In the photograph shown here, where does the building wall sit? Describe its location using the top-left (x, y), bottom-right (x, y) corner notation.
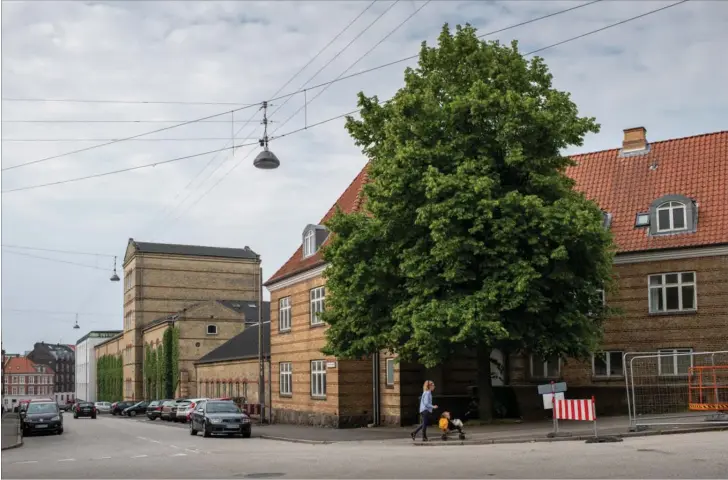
top-left (194, 359), bottom-right (268, 407)
top-left (122, 252), bottom-right (260, 400)
top-left (2, 367), bottom-right (55, 408)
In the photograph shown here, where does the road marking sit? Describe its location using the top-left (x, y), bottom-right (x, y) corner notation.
top-left (185, 448), bottom-right (200, 454)
top-left (95, 456), bottom-right (112, 460)
top-left (58, 459), bottom-right (76, 462)
top-left (14, 461), bottom-right (38, 465)
top-left (131, 454), bottom-right (148, 458)
top-left (136, 436), bottom-right (149, 441)
top-left (169, 444), bottom-right (181, 449)
top-left (149, 439), bottom-right (161, 443)
top-left (171, 453), bottom-right (187, 457)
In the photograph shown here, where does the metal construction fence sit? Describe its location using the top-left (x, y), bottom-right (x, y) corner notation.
top-left (625, 350), bottom-right (728, 430)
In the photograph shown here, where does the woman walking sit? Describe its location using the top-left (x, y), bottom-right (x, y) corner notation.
top-left (411, 380), bottom-right (437, 441)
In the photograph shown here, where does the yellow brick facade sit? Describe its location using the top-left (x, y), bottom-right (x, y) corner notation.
top-left (194, 359), bottom-right (269, 407)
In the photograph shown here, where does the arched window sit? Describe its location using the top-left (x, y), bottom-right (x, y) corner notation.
top-left (656, 201), bottom-right (687, 232)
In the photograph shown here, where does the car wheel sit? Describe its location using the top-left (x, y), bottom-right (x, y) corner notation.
top-left (242, 430), bottom-right (251, 439)
top-left (92, 415), bottom-right (97, 419)
top-left (73, 414), bottom-right (78, 419)
top-left (203, 427), bottom-right (211, 438)
top-left (129, 411), bottom-right (136, 417)
top-left (189, 425), bottom-right (197, 436)
top-left (58, 428), bottom-right (64, 435)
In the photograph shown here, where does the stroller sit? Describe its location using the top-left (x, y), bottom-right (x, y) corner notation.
top-left (438, 411), bottom-right (466, 441)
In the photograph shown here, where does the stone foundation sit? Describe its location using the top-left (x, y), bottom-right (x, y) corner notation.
top-left (272, 408), bottom-right (370, 429)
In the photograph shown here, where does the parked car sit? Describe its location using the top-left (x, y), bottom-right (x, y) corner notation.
top-left (111, 401), bottom-right (135, 415)
top-left (189, 400), bottom-right (251, 438)
top-left (178, 398), bottom-right (207, 423)
top-left (146, 400), bottom-right (170, 421)
top-left (94, 402), bottom-right (111, 414)
top-left (174, 401), bottom-right (191, 422)
top-left (22, 400), bottom-right (63, 436)
top-left (73, 401), bottom-right (97, 419)
top-left (160, 400), bottom-right (180, 421)
top-left (123, 401), bottom-right (149, 417)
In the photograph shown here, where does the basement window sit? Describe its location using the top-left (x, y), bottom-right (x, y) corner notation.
top-left (206, 325), bottom-right (218, 335)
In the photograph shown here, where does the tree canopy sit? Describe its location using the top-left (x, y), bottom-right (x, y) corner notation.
top-left (321, 24), bottom-right (615, 415)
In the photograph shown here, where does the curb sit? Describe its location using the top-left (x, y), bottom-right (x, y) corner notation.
top-left (1, 435), bottom-right (24, 451)
top-left (259, 435), bottom-right (331, 445)
top-left (412, 425), bottom-right (728, 446)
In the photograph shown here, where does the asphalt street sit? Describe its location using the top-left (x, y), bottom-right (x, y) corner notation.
top-left (2, 412), bottom-right (727, 479)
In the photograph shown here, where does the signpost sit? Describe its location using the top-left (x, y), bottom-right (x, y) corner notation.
top-left (538, 381), bottom-right (568, 435)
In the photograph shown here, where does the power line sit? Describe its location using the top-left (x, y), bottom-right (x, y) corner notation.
top-left (2, 138), bottom-right (258, 142)
top-left (1, 244), bottom-right (115, 257)
top-left (1, 97), bottom-right (254, 106)
top-left (144, 1), bottom-right (380, 239)
top-left (0, 1), bottom-right (684, 196)
top-left (1, 119), bottom-right (261, 124)
top-left (273, 0), bottom-right (431, 135)
top-left (1, 103), bottom-right (261, 172)
top-left (2, 248), bottom-right (111, 271)
top-left (1, 308), bottom-right (118, 317)
top-left (1, 141), bottom-right (258, 194)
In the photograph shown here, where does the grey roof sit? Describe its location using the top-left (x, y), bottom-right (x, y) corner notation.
top-left (129, 238), bottom-right (259, 260)
top-left (217, 300), bottom-right (270, 324)
top-left (196, 322), bottom-right (270, 365)
top-left (76, 330), bottom-right (123, 346)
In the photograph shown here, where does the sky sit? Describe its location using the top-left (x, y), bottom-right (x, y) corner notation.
top-left (0, 0), bottom-right (726, 354)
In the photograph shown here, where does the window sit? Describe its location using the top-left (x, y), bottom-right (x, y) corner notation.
top-left (310, 287), bottom-right (326, 325)
top-left (649, 272), bottom-right (697, 313)
top-left (602, 212), bottom-right (613, 229)
top-left (280, 362), bottom-right (292, 396)
top-left (279, 297), bottom-right (291, 332)
top-left (29, 386), bottom-right (35, 395)
top-left (18, 387), bottom-right (25, 395)
top-left (386, 358), bottom-right (395, 386)
top-left (596, 289), bottom-right (606, 305)
top-left (635, 212), bottom-right (650, 228)
top-left (310, 360), bottom-right (327, 398)
top-left (4, 376), bottom-right (7, 384)
top-left (206, 324), bottom-right (218, 335)
top-left (19, 376), bottom-right (25, 384)
top-left (28, 376), bottom-right (34, 384)
top-left (12, 387), bottom-right (17, 395)
top-left (125, 269), bottom-right (134, 291)
top-left (303, 229), bottom-right (316, 257)
top-left (530, 355), bottom-right (561, 378)
top-left (592, 351), bottom-right (624, 377)
top-left (658, 348), bottom-right (693, 376)
top-left (656, 201), bottom-right (687, 232)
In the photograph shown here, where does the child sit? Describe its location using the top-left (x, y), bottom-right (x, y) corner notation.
top-left (438, 411), bottom-right (464, 437)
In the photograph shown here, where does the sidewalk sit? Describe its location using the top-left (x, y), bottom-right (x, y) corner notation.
top-left (1, 413), bottom-right (23, 450)
top-left (254, 415), bottom-right (728, 445)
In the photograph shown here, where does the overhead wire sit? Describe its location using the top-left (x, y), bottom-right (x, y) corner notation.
top-left (2, 248), bottom-right (111, 271)
top-left (1, 97), bottom-right (255, 106)
top-left (2, 138), bottom-right (258, 142)
top-left (144, 0), bottom-right (383, 239)
top-left (1, 119), bottom-right (260, 124)
top-left (0, 1), bottom-right (686, 196)
top-left (1, 308), bottom-right (118, 317)
top-left (0, 244), bottom-right (116, 257)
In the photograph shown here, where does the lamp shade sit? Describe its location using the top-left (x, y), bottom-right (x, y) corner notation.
top-left (253, 149), bottom-right (280, 170)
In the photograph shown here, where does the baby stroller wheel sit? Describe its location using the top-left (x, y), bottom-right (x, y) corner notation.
top-left (458, 433), bottom-right (466, 440)
top-left (441, 434), bottom-right (448, 441)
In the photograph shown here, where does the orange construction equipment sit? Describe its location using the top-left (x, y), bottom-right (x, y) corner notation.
top-left (688, 365), bottom-right (728, 411)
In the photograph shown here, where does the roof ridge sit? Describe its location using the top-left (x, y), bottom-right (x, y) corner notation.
top-left (571, 129), bottom-right (728, 159)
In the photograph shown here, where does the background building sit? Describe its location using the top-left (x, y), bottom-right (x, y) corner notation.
top-left (27, 342), bottom-right (76, 404)
top-left (76, 331), bottom-right (122, 402)
top-left (2, 357), bottom-right (55, 410)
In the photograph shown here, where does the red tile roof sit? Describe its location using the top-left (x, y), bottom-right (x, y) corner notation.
top-left (266, 130), bottom-right (728, 285)
top-left (3, 356), bottom-right (54, 375)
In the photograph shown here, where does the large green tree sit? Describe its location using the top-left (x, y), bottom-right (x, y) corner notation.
top-left (321, 24), bottom-right (615, 420)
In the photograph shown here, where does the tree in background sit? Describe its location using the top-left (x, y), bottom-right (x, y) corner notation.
top-left (322, 24), bottom-right (615, 421)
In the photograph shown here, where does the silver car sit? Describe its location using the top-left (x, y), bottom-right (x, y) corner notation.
top-left (174, 401), bottom-right (191, 422)
top-left (94, 402), bottom-right (111, 414)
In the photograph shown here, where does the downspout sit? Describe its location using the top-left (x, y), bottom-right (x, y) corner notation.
top-left (372, 353), bottom-right (380, 426)
top-left (267, 356), bottom-right (272, 424)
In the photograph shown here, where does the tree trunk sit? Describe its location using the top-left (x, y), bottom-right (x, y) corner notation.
top-left (477, 345), bottom-right (494, 423)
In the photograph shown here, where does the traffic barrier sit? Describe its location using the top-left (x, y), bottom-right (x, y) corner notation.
top-left (688, 365), bottom-right (728, 412)
top-left (553, 396), bottom-right (598, 438)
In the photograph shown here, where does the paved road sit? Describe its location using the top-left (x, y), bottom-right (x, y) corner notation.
top-left (2, 412), bottom-right (727, 478)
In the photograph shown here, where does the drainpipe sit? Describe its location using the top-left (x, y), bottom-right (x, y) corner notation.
top-left (372, 353), bottom-right (380, 426)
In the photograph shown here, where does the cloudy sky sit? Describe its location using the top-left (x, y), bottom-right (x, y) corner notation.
top-left (1, 0), bottom-right (726, 353)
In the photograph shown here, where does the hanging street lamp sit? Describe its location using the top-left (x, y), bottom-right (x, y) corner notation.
top-left (253, 101), bottom-right (280, 170)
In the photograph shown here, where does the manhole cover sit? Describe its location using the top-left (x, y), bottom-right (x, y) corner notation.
top-left (240, 474), bottom-right (285, 479)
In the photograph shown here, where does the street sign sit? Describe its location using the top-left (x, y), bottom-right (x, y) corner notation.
top-left (542, 392), bottom-right (565, 410)
top-left (537, 382), bottom-right (567, 395)
top-left (326, 361), bottom-right (337, 369)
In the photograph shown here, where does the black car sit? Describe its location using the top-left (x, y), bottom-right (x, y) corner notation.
top-left (146, 400), bottom-right (169, 420)
top-left (111, 401), bottom-right (135, 415)
top-left (189, 400), bottom-right (251, 438)
top-left (73, 401), bottom-right (97, 419)
top-left (22, 401), bottom-right (63, 435)
top-left (123, 401), bottom-right (149, 417)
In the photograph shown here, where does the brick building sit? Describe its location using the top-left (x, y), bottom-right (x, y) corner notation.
top-left (27, 342), bottom-right (76, 404)
top-left (265, 127), bottom-right (728, 426)
top-left (94, 239), bottom-right (262, 401)
top-left (2, 357), bottom-right (55, 410)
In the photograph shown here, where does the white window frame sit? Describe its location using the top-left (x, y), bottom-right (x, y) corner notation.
top-left (206, 324), bottom-right (218, 335)
top-left (29, 386), bottom-right (35, 395)
top-left (648, 272), bottom-right (697, 313)
top-left (658, 348), bottom-right (693, 376)
top-left (529, 355), bottom-right (561, 379)
top-left (125, 269), bottom-right (134, 291)
top-left (303, 229), bottom-right (316, 258)
top-left (385, 358), bottom-right (395, 386)
top-left (310, 287), bottom-right (326, 326)
top-left (19, 376), bottom-right (25, 384)
top-left (310, 360), bottom-right (327, 398)
top-left (656, 201), bottom-right (687, 233)
top-left (279, 297), bottom-right (292, 332)
top-left (279, 362), bottom-right (292, 396)
top-left (11, 387), bottom-right (17, 395)
top-left (596, 289), bottom-right (606, 305)
top-left (592, 351), bottom-right (624, 378)
top-left (28, 376), bottom-right (34, 384)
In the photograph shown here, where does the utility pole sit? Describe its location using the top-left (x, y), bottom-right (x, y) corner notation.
top-left (257, 265), bottom-right (265, 425)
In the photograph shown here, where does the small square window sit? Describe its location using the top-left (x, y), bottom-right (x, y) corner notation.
top-left (635, 213), bottom-right (650, 227)
top-left (592, 351), bottom-right (624, 378)
top-left (206, 325), bottom-right (218, 335)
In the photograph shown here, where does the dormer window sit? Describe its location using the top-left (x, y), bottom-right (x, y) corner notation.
top-left (648, 194), bottom-right (697, 236)
top-left (302, 224), bottom-right (330, 259)
top-left (602, 212), bottom-right (613, 229)
top-left (303, 229), bottom-right (316, 257)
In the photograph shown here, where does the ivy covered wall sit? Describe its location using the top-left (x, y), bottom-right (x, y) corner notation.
top-left (143, 325), bottom-right (180, 399)
top-left (97, 354), bottom-right (123, 402)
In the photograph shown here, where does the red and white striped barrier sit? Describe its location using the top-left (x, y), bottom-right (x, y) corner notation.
top-left (554, 397), bottom-right (596, 421)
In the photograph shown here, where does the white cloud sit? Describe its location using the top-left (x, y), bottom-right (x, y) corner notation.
top-left (1, 0), bottom-right (725, 352)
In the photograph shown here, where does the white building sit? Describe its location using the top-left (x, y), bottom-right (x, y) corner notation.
top-left (75, 331), bottom-right (121, 402)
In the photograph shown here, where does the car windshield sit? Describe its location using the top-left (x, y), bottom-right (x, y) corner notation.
top-left (206, 402), bottom-right (241, 414)
top-left (27, 403), bottom-right (58, 414)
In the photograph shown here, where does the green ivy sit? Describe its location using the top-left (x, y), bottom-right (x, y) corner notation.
top-left (96, 354), bottom-right (122, 402)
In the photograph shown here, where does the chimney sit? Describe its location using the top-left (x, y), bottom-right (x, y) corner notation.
top-left (622, 127), bottom-right (648, 153)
